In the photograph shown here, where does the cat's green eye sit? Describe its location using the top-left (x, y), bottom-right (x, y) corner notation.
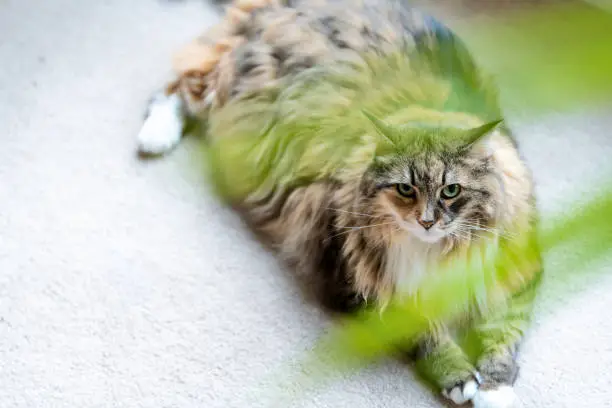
top-left (396, 183), bottom-right (415, 198)
top-left (441, 184), bottom-right (462, 199)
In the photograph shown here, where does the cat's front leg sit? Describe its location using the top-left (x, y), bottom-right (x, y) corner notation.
top-left (472, 346), bottom-right (521, 408)
top-left (471, 287), bottom-right (536, 408)
top-left (412, 330), bottom-right (480, 406)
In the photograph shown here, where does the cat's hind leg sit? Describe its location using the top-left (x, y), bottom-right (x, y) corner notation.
top-left (136, 91), bottom-right (187, 156)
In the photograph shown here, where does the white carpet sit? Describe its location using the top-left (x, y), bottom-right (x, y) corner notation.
top-left (1, 1), bottom-right (612, 407)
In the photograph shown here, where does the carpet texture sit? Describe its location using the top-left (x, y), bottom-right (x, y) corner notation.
top-left (1, 1), bottom-right (611, 407)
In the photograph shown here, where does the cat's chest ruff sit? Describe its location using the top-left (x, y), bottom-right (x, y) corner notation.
top-left (385, 234), bottom-right (445, 295)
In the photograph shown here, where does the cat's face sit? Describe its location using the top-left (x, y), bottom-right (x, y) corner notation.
top-left (363, 145), bottom-right (499, 244)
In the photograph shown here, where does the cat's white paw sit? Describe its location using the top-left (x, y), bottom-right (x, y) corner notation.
top-left (472, 386), bottom-right (521, 408)
top-left (137, 93), bottom-right (184, 155)
top-left (442, 379), bottom-right (479, 405)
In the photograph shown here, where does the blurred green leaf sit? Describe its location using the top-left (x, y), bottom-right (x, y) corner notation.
top-left (452, 1), bottom-right (612, 114)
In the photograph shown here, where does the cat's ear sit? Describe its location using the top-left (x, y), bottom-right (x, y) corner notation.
top-left (462, 119), bottom-right (504, 157)
top-left (362, 110), bottom-right (401, 147)
top-left (465, 119), bottom-right (504, 146)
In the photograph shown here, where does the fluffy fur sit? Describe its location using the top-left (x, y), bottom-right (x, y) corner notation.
top-left (137, 1), bottom-right (542, 407)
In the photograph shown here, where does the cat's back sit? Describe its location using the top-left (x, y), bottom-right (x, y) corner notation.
top-left (206, 0), bottom-right (457, 107)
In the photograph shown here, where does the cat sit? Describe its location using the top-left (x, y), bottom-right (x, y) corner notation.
top-left (136, 1), bottom-right (542, 407)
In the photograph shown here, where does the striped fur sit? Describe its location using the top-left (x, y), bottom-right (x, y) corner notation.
top-left (147, 0), bottom-right (543, 405)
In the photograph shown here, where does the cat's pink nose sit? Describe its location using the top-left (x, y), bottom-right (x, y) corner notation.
top-left (418, 219), bottom-right (435, 230)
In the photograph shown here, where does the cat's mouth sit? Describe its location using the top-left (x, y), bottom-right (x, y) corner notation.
top-left (399, 221), bottom-right (447, 244)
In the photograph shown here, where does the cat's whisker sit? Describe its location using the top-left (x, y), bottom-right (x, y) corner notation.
top-left (337, 221), bottom-right (398, 231)
top-left (327, 221), bottom-right (398, 241)
top-left (454, 222), bottom-right (516, 240)
top-left (456, 221), bottom-right (507, 233)
top-left (458, 225), bottom-right (501, 234)
top-left (326, 208), bottom-right (378, 218)
top-left (450, 226), bottom-right (495, 242)
top-left (449, 230), bottom-right (473, 241)
top-left (453, 227), bottom-right (477, 236)
top-left (471, 229), bottom-right (515, 240)
top-left (456, 222), bottom-right (495, 232)
top-left (453, 227), bottom-right (499, 242)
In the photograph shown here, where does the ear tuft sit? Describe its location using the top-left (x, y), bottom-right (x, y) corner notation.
top-left (362, 110), bottom-right (401, 147)
top-left (465, 119), bottom-right (504, 145)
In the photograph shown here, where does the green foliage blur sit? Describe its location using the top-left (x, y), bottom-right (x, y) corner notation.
top-left (453, 0), bottom-right (612, 114)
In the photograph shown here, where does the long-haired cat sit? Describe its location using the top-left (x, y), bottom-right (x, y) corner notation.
top-left (136, 1), bottom-right (542, 407)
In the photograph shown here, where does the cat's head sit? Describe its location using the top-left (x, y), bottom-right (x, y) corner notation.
top-left (359, 113), bottom-right (505, 244)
